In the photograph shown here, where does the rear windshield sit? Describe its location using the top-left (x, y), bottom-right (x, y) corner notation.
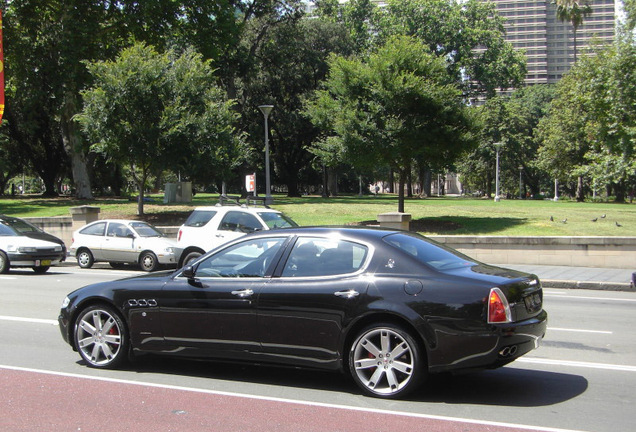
top-left (383, 232), bottom-right (476, 271)
top-left (257, 212), bottom-right (298, 229)
top-left (184, 210), bottom-right (217, 227)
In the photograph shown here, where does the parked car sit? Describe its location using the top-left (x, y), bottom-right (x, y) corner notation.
top-left (176, 198), bottom-right (297, 267)
top-left (69, 219), bottom-right (180, 272)
top-left (59, 226), bottom-right (547, 399)
top-left (0, 216), bottom-right (66, 273)
top-left (0, 214), bottom-right (67, 257)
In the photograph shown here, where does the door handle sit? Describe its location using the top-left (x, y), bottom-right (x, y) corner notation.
top-left (334, 289), bottom-right (359, 299)
top-left (231, 289), bottom-right (254, 298)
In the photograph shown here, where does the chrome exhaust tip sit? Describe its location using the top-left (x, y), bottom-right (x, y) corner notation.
top-left (499, 345), bottom-right (518, 357)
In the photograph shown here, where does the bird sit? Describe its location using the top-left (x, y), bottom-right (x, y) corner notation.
top-left (561, 218), bottom-right (567, 224)
top-left (549, 216), bottom-right (554, 222)
top-left (601, 214), bottom-right (606, 218)
top-left (591, 218), bottom-right (598, 222)
top-left (616, 221), bottom-right (622, 227)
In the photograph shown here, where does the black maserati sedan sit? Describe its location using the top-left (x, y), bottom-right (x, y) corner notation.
top-left (59, 227), bottom-right (547, 399)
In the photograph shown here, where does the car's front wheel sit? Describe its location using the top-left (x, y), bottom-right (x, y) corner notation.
top-left (349, 323), bottom-right (425, 399)
top-left (32, 266), bottom-right (50, 274)
top-left (139, 251), bottom-right (158, 272)
top-left (74, 305), bottom-right (128, 368)
top-left (76, 249), bottom-right (94, 269)
top-left (0, 251), bottom-right (9, 273)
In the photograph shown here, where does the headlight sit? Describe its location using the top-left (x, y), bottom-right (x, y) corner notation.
top-left (164, 247), bottom-right (175, 254)
top-left (18, 247), bottom-right (37, 253)
top-left (54, 246), bottom-right (62, 252)
top-left (61, 296), bottom-right (70, 309)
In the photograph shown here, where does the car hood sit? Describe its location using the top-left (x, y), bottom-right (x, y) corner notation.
top-left (0, 235), bottom-right (63, 249)
top-left (23, 231), bottom-right (65, 248)
top-left (135, 236), bottom-right (178, 249)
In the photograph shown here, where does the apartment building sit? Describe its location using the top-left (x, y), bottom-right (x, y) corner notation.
top-left (489, 0), bottom-right (616, 84)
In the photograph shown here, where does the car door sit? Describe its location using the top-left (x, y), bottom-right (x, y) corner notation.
top-left (159, 236), bottom-right (288, 359)
top-left (77, 221), bottom-right (108, 261)
top-left (256, 236), bottom-right (371, 369)
top-left (102, 222), bottom-right (137, 262)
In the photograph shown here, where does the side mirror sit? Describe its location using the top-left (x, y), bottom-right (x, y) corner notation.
top-left (182, 265), bottom-right (195, 279)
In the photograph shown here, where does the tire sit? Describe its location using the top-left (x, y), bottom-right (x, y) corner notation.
top-left (181, 250), bottom-right (202, 267)
top-left (32, 266), bottom-right (50, 274)
top-left (77, 249), bottom-right (94, 269)
top-left (73, 304), bottom-right (128, 369)
top-left (0, 251), bottom-right (9, 274)
top-left (349, 323), bottom-right (425, 399)
top-left (139, 251), bottom-right (158, 272)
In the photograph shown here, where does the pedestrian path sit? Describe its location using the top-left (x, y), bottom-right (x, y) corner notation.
top-left (499, 264), bottom-right (634, 291)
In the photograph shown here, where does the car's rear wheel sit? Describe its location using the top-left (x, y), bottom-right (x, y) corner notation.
top-left (32, 266), bottom-right (50, 274)
top-left (77, 249), bottom-right (94, 269)
top-left (74, 305), bottom-right (128, 368)
top-left (139, 251), bottom-right (158, 272)
top-left (349, 323), bottom-right (425, 399)
top-left (181, 250), bottom-right (202, 267)
top-left (0, 251), bottom-right (9, 273)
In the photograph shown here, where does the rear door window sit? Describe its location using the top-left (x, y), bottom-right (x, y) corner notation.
top-left (80, 222), bottom-right (107, 236)
top-left (184, 210), bottom-right (217, 227)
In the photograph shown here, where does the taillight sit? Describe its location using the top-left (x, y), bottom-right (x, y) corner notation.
top-left (177, 229), bottom-right (182, 242)
top-left (487, 287), bottom-right (512, 324)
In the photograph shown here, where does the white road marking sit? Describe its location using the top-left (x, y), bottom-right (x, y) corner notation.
top-left (518, 358), bottom-right (636, 372)
top-left (0, 315), bottom-right (58, 325)
top-left (0, 364), bottom-right (586, 432)
top-left (545, 294), bottom-right (636, 303)
top-left (548, 327), bottom-right (612, 335)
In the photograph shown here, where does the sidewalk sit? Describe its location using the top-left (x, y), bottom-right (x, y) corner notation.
top-left (499, 264), bottom-right (635, 291)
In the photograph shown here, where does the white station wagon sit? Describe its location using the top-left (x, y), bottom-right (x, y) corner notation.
top-left (70, 219), bottom-right (180, 272)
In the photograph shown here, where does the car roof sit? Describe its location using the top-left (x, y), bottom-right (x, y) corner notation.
top-left (192, 206), bottom-right (281, 213)
top-left (248, 225), bottom-right (403, 241)
top-left (86, 219), bottom-right (150, 225)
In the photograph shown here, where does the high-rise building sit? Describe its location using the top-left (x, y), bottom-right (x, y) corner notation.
top-left (488, 0), bottom-right (616, 85)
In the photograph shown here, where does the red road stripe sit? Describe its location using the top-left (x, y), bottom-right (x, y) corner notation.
top-left (0, 369), bottom-right (564, 432)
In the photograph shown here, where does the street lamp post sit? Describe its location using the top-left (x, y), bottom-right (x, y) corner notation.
top-left (258, 105), bottom-right (274, 205)
top-left (494, 142), bottom-right (503, 202)
top-left (518, 165), bottom-right (523, 199)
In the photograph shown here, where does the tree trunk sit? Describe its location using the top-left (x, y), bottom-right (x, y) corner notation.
top-left (397, 169), bottom-right (406, 213)
top-left (61, 92), bottom-right (93, 199)
top-left (576, 175), bottom-right (585, 202)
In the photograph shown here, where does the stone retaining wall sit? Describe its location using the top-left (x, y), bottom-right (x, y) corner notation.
top-left (429, 235), bottom-right (636, 269)
top-left (23, 216), bottom-right (635, 269)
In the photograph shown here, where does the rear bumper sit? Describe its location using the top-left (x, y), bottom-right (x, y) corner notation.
top-left (429, 310), bottom-right (548, 374)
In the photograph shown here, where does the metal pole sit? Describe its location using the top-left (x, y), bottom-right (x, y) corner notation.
top-left (494, 146), bottom-right (501, 202)
top-left (258, 105), bottom-right (274, 205)
top-left (519, 166), bottom-right (523, 199)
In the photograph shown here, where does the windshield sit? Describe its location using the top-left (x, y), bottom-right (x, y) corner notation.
top-left (257, 212), bottom-right (298, 229)
top-left (130, 222), bottom-right (164, 237)
top-left (0, 222), bottom-right (19, 236)
top-left (3, 217), bottom-right (41, 234)
top-left (384, 232), bottom-right (476, 271)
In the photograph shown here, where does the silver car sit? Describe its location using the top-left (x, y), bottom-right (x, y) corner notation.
top-left (70, 219), bottom-right (180, 271)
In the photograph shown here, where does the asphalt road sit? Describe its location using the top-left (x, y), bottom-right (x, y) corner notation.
top-left (1, 265), bottom-right (635, 432)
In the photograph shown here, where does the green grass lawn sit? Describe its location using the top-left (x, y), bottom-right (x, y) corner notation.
top-left (1, 193), bottom-right (634, 236)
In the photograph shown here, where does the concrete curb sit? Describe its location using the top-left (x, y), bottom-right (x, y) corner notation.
top-left (542, 279), bottom-right (634, 292)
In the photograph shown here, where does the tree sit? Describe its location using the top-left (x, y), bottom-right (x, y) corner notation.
top-left (240, 17), bottom-right (355, 197)
top-left (78, 44), bottom-right (243, 215)
top-left (4, 0), bottom-right (182, 198)
top-left (373, 0), bottom-right (526, 101)
top-left (306, 36), bottom-right (476, 212)
top-left (554, 0), bottom-right (593, 62)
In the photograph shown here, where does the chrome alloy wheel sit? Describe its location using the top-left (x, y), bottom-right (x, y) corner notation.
top-left (351, 326), bottom-right (419, 397)
top-left (75, 307), bottom-right (125, 367)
